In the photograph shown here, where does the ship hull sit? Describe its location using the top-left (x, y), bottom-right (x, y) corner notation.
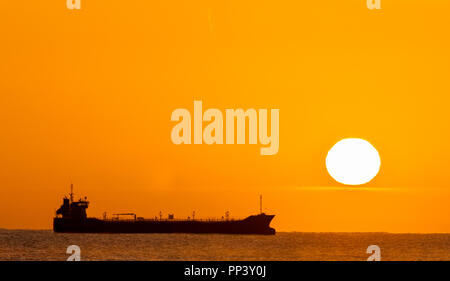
top-left (53, 214), bottom-right (275, 235)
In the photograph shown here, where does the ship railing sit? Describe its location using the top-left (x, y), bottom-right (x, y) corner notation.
top-left (97, 217), bottom-right (245, 222)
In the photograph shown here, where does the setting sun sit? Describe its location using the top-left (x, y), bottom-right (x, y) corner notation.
top-left (326, 138), bottom-right (381, 186)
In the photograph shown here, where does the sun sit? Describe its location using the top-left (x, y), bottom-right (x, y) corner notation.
top-left (326, 138), bottom-right (381, 185)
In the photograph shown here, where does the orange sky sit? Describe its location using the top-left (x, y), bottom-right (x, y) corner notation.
top-left (1, 0), bottom-right (450, 232)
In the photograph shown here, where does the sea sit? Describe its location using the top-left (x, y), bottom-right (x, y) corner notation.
top-left (1, 229), bottom-right (450, 261)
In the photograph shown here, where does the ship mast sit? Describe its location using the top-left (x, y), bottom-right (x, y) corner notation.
top-left (70, 183), bottom-right (74, 203)
top-left (260, 194), bottom-right (262, 214)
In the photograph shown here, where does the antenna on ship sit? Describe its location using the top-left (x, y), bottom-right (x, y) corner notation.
top-left (70, 183), bottom-right (74, 203)
top-left (260, 194), bottom-right (263, 214)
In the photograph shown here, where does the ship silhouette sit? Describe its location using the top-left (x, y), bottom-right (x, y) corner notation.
top-left (53, 185), bottom-right (276, 235)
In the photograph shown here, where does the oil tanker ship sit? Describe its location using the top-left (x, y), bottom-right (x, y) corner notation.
top-left (53, 185), bottom-right (276, 235)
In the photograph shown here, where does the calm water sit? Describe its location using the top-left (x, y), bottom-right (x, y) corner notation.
top-left (1, 229), bottom-right (450, 261)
